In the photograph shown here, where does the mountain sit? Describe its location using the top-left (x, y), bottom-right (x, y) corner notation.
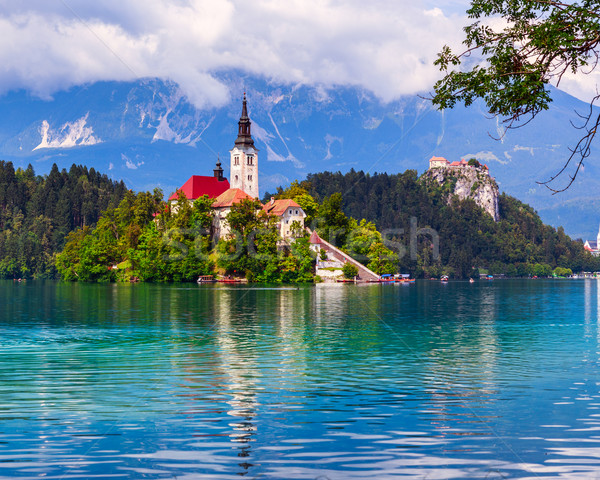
top-left (0, 74), bottom-right (598, 239)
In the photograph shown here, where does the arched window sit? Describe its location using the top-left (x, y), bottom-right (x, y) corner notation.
top-left (247, 155), bottom-right (253, 165)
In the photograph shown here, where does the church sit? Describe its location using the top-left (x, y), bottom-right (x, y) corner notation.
top-left (584, 225), bottom-right (600, 256)
top-left (169, 94), bottom-right (306, 240)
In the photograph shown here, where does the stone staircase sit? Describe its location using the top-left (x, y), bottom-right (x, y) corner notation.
top-left (308, 230), bottom-right (380, 282)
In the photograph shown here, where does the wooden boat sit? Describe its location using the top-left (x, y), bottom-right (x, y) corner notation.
top-left (217, 277), bottom-right (243, 284)
top-left (197, 275), bottom-right (216, 283)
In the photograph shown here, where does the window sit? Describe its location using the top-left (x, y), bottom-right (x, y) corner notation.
top-left (248, 175), bottom-right (252, 181)
top-left (295, 210), bottom-right (299, 215)
top-left (234, 175), bottom-right (238, 182)
top-left (234, 156), bottom-right (239, 165)
top-left (289, 209), bottom-right (292, 214)
top-left (247, 156), bottom-right (253, 165)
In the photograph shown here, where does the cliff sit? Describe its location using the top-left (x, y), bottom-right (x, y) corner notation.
top-left (423, 164), bottom-right (500, 221)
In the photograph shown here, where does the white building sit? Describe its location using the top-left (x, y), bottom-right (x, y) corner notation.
top-left (429, 156), bottom-right (449, 168)
top-left (263, 198), bottom-right (307, 239)
top-left (229, 93), bottom-right (259, 199)
top-left (212, 188), bottom-right (256, 240)
top-left (584, 225), bottom-right (600, 256)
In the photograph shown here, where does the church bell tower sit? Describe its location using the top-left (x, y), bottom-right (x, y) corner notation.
top-left (230, 93), bottom-right (259, 198)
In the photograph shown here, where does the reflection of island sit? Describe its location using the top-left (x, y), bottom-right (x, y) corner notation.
top-left (583, 279), bottom-right (600, 356)
top-left (214, 288), bottom-right (259, 471)
top-left (313, 283), bottom-right (350, 325)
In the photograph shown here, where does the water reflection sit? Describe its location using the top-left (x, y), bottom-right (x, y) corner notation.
top-left (214, 288), bottom-right (259, 469)
top-left (2, 280), bottom-right (600, 478)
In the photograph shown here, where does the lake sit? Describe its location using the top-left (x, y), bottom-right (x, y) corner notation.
top-left (1, 279), bottom-right (599, 479)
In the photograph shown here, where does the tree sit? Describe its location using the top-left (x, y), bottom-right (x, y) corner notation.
top-left (316, 192), bottom-right (350, 246)
top-left (432, 0), bottom-right (600, 192)
top-left (342, 262), bottom-right (359, 279)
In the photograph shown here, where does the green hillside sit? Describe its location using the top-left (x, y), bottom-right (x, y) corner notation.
top-left (268, 169), bottom-right (599, 278)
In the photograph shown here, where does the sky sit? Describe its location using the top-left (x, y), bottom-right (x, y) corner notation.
top-left (0, 0), bottom-right (598, 108)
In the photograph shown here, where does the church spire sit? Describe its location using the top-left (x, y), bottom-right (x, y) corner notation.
top-left (213, 156), bottom-right (224, 181)
top-left (234, 93), bottom-right (255, 148)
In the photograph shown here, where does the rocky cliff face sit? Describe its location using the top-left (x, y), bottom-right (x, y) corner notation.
top-left (424, 166), bottom-right (500, 221)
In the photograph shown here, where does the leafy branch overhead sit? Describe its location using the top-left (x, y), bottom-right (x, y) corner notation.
top-left (432, 0), bottom-right (600, 192)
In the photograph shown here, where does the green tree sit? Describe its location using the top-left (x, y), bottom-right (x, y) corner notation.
top-left (316, 192), bottom-right (350, 246)
top-left (342, 262), bottom-right (359, 279)
top-left (432, 0), bottom-right (600, 191)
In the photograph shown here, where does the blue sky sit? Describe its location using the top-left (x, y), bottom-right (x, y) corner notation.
top-left (0, 0), bottom-right (597, 107)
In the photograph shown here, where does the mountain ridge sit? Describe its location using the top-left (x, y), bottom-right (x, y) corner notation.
top-left (0, 74), bottom-right (598, 239)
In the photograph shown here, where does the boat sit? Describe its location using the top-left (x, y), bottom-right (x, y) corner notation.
top-left (469, 278), bottom-right (475, 283)
top-left (218, 277), bottom-right (243, 284)
top-left (441, 275), bottom-right (449, 282)
top-left (379, 274), bottom-right (395, 283)
top-left (197, 275), bottom-right (216, 283)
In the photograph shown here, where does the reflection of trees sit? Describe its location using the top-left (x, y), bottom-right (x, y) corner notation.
top-left (422, 285), bottom-right (499, 434)
top-left (583, 279), bottom-right (600, 362)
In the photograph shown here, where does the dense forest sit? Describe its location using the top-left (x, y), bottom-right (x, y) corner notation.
top-left (267, 169), bottom-right (600, 278)
top-left (0, 161), bottom-right (127, 279)
top-left (56, 192), bottom-right (317, 283)
top-left (4, 160), bottom-right (595, 282)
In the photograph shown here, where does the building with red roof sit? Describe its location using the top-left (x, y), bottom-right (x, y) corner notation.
top-left (263, 198), bottom-right (307, 239)
top-left (212, 188), bottom-right (257, 239)
top-left (429, 156), bottom-right (449, 168)
top-left (428, 156), bottom-right (490, 176)
top-left (584, 225), bottom-right (600, 257)
top-left (212, 188), bottom-right (254, 208)
top-left (168, 160), bottom-right (229, 203)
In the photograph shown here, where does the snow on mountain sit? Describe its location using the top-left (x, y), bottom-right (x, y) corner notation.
top-left (33, 114), bottom-right (101, 150)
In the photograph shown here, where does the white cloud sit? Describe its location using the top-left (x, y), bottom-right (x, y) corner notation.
top-left (5, 1), bottom-right (596, 108)
top-left (0, 1), bottom-right (469, 108)
top-left (462, 151), bottom-right (510, 165)
top-left (122, 153), bottom-right (144, 169)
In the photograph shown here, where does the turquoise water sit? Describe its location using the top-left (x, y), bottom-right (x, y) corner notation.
top-left (1, 279), bottom-right (600, 479)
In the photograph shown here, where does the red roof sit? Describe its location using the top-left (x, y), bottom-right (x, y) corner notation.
top-left (309, 230), bottom-right (323, 245)
top-left (168, 175), bottom-right (230, 201)
top-left (263, 198), bottom-right (302, 217)
top-left (212, 188), bottom-right (254, 208)
top-left (449, 161), bottom-right (461, 166)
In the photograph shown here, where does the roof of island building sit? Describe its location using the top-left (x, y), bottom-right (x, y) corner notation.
top-left (309, 230), bottom-right (324, 245)
top-left (168, 159), bottom-right (229, 201)
top-left (212, 188), bottom-right (254, 208)
top-left (263, 198), bottom-right (303, 217)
